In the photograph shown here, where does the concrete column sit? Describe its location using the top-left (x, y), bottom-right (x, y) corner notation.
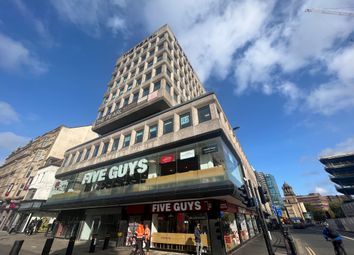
top-left (173, 113), bottom-right (179, 132)
top-left (131, 130), bottom-right (137, 145)
top-left (157, 119), bottom-right (163, 137)
top-left (118, 134), bottom-right (124, 150)
top-left (209, 103), bottom-right (219, 120)
top-left (191, 107), bottom-right (198, 126)
top-left (142, 125), bottom-right (149, 142)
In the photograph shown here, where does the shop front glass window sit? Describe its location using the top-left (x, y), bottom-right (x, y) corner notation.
top-left (246, 214), bottom-right (255, 238)
top-left (237, 213), bottom-right (249, 242)
top-left (221, 212), bottom-right (241, 252)
top-left (222, 144), bottom-right (243, 187)
top-left (47, 137), bottom-right (241, 203)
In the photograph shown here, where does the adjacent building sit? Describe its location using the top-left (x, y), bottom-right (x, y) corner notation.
top-left (256, 172), bottom-right (283, 209)
top-left (44, 25), bottom-right (261, 254)
top-left (0, 125), bottom-right (97, 231)
top-left (282, 183), bottom-right (306, 221)
top-left (297, 193), bottom-right (330, 211)
top-left (320, 152), bottom-right (354, 217)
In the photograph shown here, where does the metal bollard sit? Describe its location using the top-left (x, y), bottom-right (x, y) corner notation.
top-left (65, 236), bottom-right (76, 255)
top-left (9, 240), bottom-right (24, 255)
top-left (103, 234), bottom-right (110, 250)
top-left (287, 235), bottom-right (297, 255)
top-left (89, 234), bottom-right (97, 253)
top-left (41, 238), bottom-right (54, 255)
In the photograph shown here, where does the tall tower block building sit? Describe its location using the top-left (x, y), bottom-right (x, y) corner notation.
top-left (45, 25), bottom-right (262, 254)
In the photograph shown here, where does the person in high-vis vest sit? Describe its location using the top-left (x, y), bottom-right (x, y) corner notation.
top-left (134, 223), bottom-right (145, 255)
top-left (144, 224), bottom-right (151, 252)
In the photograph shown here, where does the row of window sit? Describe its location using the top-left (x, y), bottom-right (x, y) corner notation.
top-left (99, 78), bottom-right (180, 119)
top-left (66, 105), bottom-right (212, 167)
top-left (109, 51), bottom-right (202, 103)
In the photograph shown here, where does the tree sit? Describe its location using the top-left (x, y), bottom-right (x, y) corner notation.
top-left (304, 203), bottom-right (328, 222)
top-left (329, 201), bottom-right (345, 218)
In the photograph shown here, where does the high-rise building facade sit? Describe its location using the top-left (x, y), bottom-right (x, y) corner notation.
top-left (0, 125), bottom-right (97, 231)
top-left (256, 172), bottom-right (283, 209)
top-left (45, 25), bottom-right (261, 254)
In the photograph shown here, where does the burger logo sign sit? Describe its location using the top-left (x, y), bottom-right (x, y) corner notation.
top-left (81, 158), bottom-right (149, 185)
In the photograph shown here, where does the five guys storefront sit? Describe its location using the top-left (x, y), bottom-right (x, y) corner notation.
top-left (44, 134), bottom-right (260, 254)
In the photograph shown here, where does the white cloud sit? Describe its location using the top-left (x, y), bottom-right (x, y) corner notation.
top-left (0, 101), bottom-right (20, 124)
top-left (142, 0), bottom-right (276, 83)
top-left (0, 33), bottom-right (47, 74)
top-left (51, 0), bottom-right (126, 37)
top-left (321, 136), bottom-right (354, 156)
top-left (0, 132), bottom-right (29, 150)
top-left (107, 16), bottom-right (126, 35)
top-left (314, 186), bottom-right (328, 195)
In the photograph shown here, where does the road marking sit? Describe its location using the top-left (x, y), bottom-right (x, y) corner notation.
top-left (305, 246), bottom-right (316, 255)
top-left (342, 235), bottom-right (354, 241)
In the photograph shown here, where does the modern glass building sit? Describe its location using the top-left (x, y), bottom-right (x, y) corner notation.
top-left (264, 173), bottom-right (283, 208)
top-left (44, 25), bottom-right (261, 254)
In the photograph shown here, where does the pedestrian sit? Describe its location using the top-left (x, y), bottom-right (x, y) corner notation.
top-left (194, 223), bottom-right (202, 255)
top-left (322, 222), bottom-right (347, 255)
top-left (144, 224), bottom-right (151, 253)
top-left (134, 222), bottom-right (145, 255)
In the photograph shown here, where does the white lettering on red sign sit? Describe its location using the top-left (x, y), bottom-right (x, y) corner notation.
top-left (152, 201), bottom-right (202, 213)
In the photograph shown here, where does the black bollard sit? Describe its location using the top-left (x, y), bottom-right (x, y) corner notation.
top-left (65, 236), bottom-right (75, 255)
top-left (89, 234), bottom-right (97, 253)
top-left (102, 234), bottom-right (110, 250)
top-left (9, 240), bottom-right (24, 255)
top-left (41, 238), bottom-right (54, 255)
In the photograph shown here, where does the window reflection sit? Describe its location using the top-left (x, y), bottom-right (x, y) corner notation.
top-left (48, 137), bottom-right (244, 201)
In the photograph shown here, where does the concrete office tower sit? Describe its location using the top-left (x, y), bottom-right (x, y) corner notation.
top-left (93, 25), bottom-right (205, 134)
top-left (0, 125), bottom-right (98, 231)
top-left (320, 152), bottom-right (354, 217)
top-left (45, 25), bottom-right (262, 254)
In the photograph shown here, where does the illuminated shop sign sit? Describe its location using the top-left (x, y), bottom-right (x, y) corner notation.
top-left (180, 149), bottom-right (195, 160)
top-left (151, 200), bottom-right (210, 213)
top-left (81, 158), bottom-right (148, 184)
top-left (159, 154), bottom-right (175, 164)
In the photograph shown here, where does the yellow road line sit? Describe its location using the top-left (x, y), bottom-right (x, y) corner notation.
top-left (305, 246), bottom-right (316, 255)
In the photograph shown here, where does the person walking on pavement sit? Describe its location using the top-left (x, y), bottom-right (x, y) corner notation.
top-left (144, 224), bottom-right (151, 253)
top-left (134, 223), bottom-right (145, 255)
top-left (194, 223), bottom-right (202, 255)
top-left (323, 222), bottom-right (347, 255)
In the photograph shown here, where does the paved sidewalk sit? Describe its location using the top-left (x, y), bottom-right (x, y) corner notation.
top-left (0, 231), bottom-right (185, 255)
top-left (232, 231), bottom-right (288, 255)
top-left (0, 231), bottom-right (288, 255)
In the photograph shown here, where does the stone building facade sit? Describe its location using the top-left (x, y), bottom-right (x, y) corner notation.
top-left (0, 125), bottom-right (97, 231)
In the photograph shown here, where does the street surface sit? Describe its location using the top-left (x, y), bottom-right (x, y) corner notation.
top-left (291, 226), bottom-right (354, 255)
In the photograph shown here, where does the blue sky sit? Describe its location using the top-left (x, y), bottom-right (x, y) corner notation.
top-left (1, 0), bottom-right (354, 196)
